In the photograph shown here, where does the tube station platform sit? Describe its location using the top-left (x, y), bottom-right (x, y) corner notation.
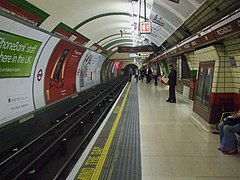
top-left (67, 81), bottom-right (240, 180)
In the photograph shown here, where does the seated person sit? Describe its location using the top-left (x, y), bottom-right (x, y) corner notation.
top-left (219, 109), bottom-right (240, 155)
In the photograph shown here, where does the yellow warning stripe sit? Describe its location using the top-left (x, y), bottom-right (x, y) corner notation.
top-left (90, 83), bottom-right (131, 179)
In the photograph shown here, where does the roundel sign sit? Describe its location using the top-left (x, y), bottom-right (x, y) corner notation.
top-left (37, 69), bottom-right (43, 81)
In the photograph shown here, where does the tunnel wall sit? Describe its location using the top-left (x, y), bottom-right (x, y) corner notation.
top-left (0, 13), bottom-right (115, 128)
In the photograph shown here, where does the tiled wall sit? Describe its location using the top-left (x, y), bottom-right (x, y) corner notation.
top-left (183, 86), bottom-right (190, 98)
top-left (185, 39), bottom-right (240, 95)
top-left (185, 46), bottom-right (218, 77)
top-left (221, 35), bottom-right (240, 94)
top-left (183, 37), bottom-right (240, 123)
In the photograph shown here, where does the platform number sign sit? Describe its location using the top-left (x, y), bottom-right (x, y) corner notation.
top-left (140, 21), bottom-right (151, 34)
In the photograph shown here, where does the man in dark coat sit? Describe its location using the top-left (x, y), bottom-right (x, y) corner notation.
top-left (166, 64), bottom-right (177, 103)
top-left (145, 65), bottom-right (152, 84)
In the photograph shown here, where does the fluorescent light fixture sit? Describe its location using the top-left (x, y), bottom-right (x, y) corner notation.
top-left (128, 0), bottom-right (138, 4)
top-left (168, 0), bottom-right (180, 3)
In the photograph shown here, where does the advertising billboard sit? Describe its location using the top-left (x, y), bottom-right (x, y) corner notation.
top-left (44, 39), bottom-right (86, 104)
top-left (0, 15), bottom-right (50, 126)
top-left (0, 30), bottom-right (42, 78)
top-left (76, 50), bottom-right (105, 92)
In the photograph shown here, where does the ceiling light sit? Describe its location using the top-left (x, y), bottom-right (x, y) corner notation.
top-left (168, 0), bottom-right (180, 3)
top-left (128, 0), bottom-right (138, 4)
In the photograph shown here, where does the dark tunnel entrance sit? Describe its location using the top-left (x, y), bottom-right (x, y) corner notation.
top-left (123, 64), bottom-right (138, 76)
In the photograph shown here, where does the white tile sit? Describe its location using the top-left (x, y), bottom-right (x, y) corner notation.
top-left (137, 83), bottom-right (240, 179)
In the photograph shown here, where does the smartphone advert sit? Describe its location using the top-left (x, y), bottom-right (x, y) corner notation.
top-left (44, 39), bottom-right (86, 104)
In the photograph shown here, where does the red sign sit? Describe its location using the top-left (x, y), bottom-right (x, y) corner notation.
top-left (44, 39), bottom-right (86, 104)
top-left (0, 0), bottom-right (49, 26)
top-left (52, 23), bottom-right (90, 46)
top-left (140, 21), bottom-right (151, 34)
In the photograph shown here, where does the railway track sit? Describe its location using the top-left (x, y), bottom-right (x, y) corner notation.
top-left (0, 78), bottom-right (128, 180)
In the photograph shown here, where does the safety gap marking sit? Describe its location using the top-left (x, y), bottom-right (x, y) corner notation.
top-left (67, 83), bottom-right (129, 180)
top-left (81, 83), bottom-right (131, 180)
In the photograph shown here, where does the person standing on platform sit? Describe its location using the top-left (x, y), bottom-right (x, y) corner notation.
top-left (128, 67), bottom-right (133, 83)
top-left (140, 66), bottom-right (145, 82)
top-left (153, 68), bottom-right (158, 86)
top-left (145, 65), bottom-right (152, 84)
top-left (135, 68), bottom-right (139, 83)
top-left (166, 64), bottom-right (176, 103)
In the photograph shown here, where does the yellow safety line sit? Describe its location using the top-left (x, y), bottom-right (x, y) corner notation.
top-left (90, 83), bottom-right (131, 180)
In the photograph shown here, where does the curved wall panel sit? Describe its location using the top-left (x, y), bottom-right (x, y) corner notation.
top-left (76, 49), bottom-right (105, 92)
top-left (0, 14), bottom-right (109, 127)
top-left (0, 15), bottom-right (50, 126)
top-left (43, 39), bottom-right (86, 105)
top-left (33, 36), bottom-right (60, 109)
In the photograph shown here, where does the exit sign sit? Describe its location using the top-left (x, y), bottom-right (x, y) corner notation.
top-left (140, 21), bottom-right (151, 34)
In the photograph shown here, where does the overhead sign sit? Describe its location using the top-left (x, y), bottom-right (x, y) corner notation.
top-left (140, 21), bottom-right (152, 34)
top-left (118, 45), bottom-right (154, 53)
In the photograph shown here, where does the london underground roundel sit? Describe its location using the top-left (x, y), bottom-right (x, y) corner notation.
top-left (37, 69), bottom-right (43, 81)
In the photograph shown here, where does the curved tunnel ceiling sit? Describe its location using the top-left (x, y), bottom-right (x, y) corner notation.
top-left (27, 0), bottom-right (207, 61)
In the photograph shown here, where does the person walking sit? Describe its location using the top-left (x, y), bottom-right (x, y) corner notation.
top-left (166, 64), bottom-right (176, 103)
top-left (153, 68), bottom-right (158, 86)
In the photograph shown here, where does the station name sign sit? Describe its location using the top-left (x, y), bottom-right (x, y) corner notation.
top-left (118, 45), bottom-right (154, 53)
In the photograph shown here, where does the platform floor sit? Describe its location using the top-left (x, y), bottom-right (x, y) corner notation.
top-left (69, 81), bottom-right (240, 180)
top-left (138, 81), bottom-right (240, 180)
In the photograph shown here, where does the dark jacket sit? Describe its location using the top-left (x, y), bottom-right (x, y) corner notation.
top-left (168, 69), bottom-right (177, 86)
top-left (146, 68), bottom-right (152, 76)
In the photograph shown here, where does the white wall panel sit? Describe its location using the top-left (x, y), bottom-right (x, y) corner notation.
top-left (33, 37), bottom-right (60, 109)
top-left (0, 15), bottom-right (51, 126)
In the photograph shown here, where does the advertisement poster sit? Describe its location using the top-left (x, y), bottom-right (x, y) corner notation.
top-left (92, 52), bottom-right (105, 85)
top-left (0, 15), bottom-right (50, 126)
top-left (108, 61), bottom-right (115, 80)
top-left (89, 52), bottom-right (105, 86)
top-left (100, 60), bottom-right (109, 83)
top-left (0, 30), bottom-right (42, 77)
top-left (78, 50), bottom-right (95, 91)
top-left (44, 39), bottom-right (86, 104)
top-left (105, 62), bottom-right (111, 80)
top-left (76, 50), bottom-right (105, 92)
top-left (33, 36), bottom-right (60, 109)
